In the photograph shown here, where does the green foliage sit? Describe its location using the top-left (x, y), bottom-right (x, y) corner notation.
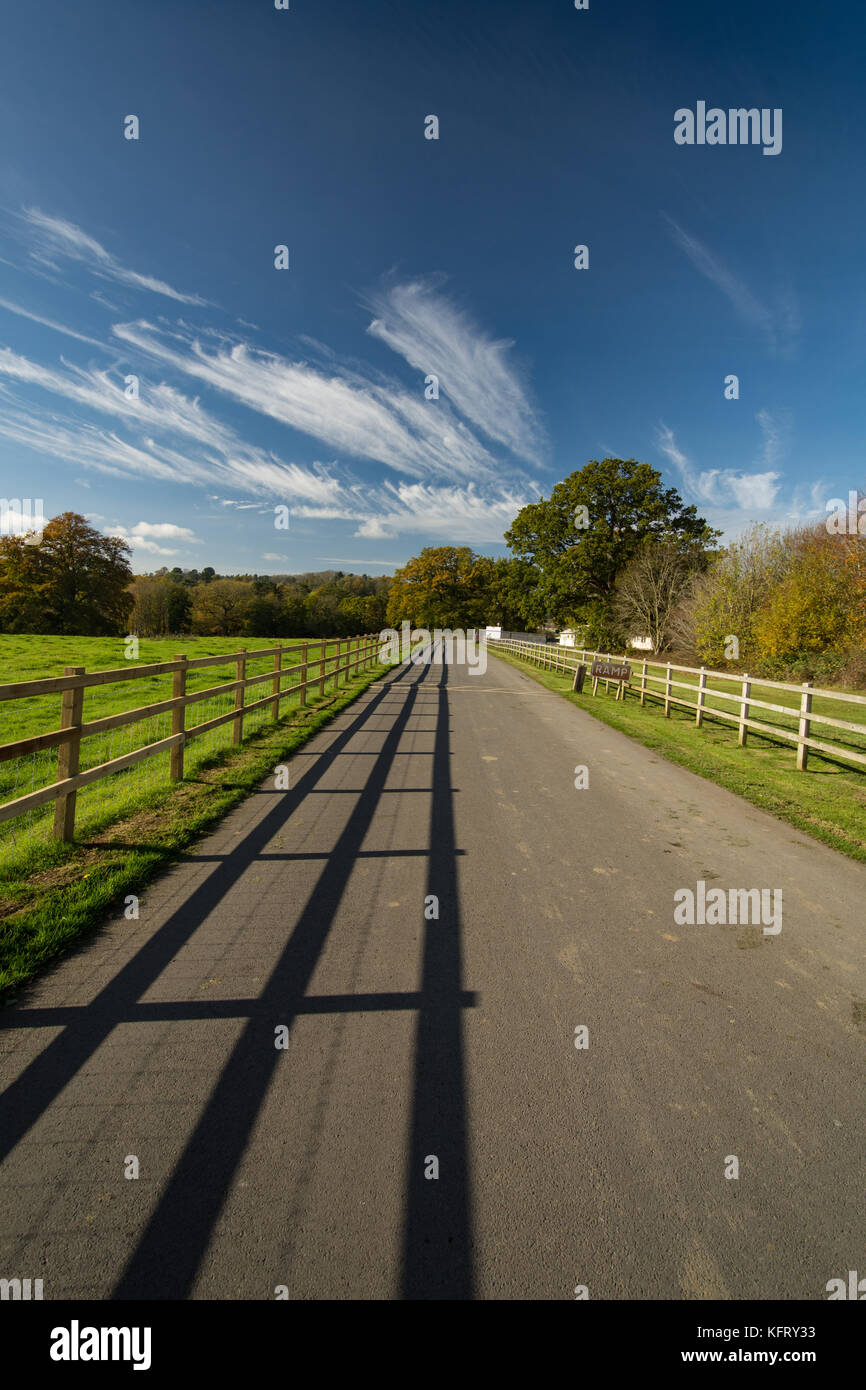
top-left (505, 457), bottom-right (718, 625)
top-left (0, 512), bottom-right (133, 636)
top-left (753, 538), bottom-right (854, 664)
top-left (128, 567), bottom-right (390, 638)
top-left (689, 524), bottom-right (791, 666)
top-left (386, 546), bottom-right (490, 628)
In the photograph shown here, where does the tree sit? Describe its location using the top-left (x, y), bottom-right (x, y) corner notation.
top-left (243, 593), bottom-right (285, 637)
top-left (0, 536), bottom-right (44, 632)
top-left (689, 524), bottom-right (791, 666)
top-left (613, 539), bottom-right (704, 653)
top-left (505, 458), bottom-right (719, 631)
top-left (129, 577), bottom-right (192, 636)
top-left (385, 547), bottom-right (492, 628)
top-left (0, 512), bottom-right (133, 635)
top-left (482, 556), bottom-right (545, 628)
top-left (191, 579), bottom-right (252, 635)
top-left (753, 525), bottom-right (858, 666)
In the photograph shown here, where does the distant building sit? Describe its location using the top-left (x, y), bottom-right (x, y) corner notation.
top-left (485, 626), bottom-right (548, 644)
top-left (628, 635), bottom-right (654, 651)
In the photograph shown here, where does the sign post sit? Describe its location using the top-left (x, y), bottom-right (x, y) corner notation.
top-left (590, 657), bottom-right (631, 700)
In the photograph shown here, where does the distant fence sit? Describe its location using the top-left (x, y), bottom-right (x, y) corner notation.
top-left (488, 637), bottom-right (866, 774)
top-left (0, 635), bottom-right (380, 843)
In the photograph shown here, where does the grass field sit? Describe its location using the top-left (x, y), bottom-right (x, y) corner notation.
top-left (0, 634), bottom-right (389, 997)
top-left (490, 647), bottom-right (866, 864)
top-left (0, 634), bottom-right (360, 873)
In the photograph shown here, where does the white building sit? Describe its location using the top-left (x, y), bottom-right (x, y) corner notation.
top-left (485, 627), bottom-right (548, 644)
top-left (628, 635), bottom-right (654, 651)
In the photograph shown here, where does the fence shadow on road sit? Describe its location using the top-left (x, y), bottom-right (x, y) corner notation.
top-left (0, 652), bottom-right (476, 1300)
top-left (401, 657), bottom-right (473, 1298)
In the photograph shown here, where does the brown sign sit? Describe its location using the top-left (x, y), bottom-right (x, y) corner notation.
top-left (591, 659), bottom-right (631, 682)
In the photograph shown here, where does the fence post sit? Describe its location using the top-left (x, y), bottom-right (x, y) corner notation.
top-left (272, 645), bottom-right (282, 721)
top-left (298, 641), bottom-right (308, 707)
top-left (170, 654), bottom-right (187, 780)
top-left (797, 680), bottom-right (812, 771)
top-left (738, 674), bottom-right (751, 747)
top-left (695, 666), bottom-right (706, 728)
top-left (664, 663), bottom-right (672, 716)
top-left (640, 660), bottom-right (648, 707)
top-left (53, 666), bottom-right (85, 842)
top-left (233, 650), bottom-right (246, 744)
top-left (318, 639), bottom-right (327, 696)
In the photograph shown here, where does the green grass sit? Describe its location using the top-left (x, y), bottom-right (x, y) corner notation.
top-left (0, 647), bottom-right (390, 999)
top-left (0, 635), bottom-right (356, 871)
top-left (490, 647), bottom-right (866, 864)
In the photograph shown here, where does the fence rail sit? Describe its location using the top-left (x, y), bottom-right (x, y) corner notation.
top-left (0, 635), bottom-right (380, 840)
top-left (489, 638), bottom-right (866, 773)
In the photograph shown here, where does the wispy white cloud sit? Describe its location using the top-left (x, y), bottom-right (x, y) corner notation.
top-left (348, 480), bottom-right (527, 542)
top-left (112, 318), bottom-right (504, 483)
top-left (656, 420), bottom-right (782, 516)
top-left (0, 212), bottom-right (541, 550)
top-left (0, 347), bottom-right (348, 503)
top-left (0, 296), bottom-right (106, 347)
top-left (662, 215), bottom-right (797, 355)
top-left (19, 207), bottom-right (208, 306)
top-left (365, 278), bottom-right (545, 465)
top-left (127, 521), bottom-right (198, 540)
top-left (104, 521), bottom-right (198, 556)
top-left (319, 557), bottom-right (394, 567)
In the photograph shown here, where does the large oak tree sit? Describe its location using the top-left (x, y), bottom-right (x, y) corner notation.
top-left (505, 457), bottom-right (719, 636)
top-left (0, 512), bottom-right (133, 635)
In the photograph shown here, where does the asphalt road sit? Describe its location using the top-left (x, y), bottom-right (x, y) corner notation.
top-left (1, 651), bottom-right (864, 1300)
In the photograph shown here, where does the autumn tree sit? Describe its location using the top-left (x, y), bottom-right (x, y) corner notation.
top-left (0, 512), bottom-right (133, 635)
top-left (190, 579), bottom-right (253, 635)
top-left (753, 522), bottom-right (864, 668)
top-left (688, 525), bottom-right (792, 666)
top-left (385, 547), bottom-right (493, 629)
top-left (129, 576), bottom-right (192, 635)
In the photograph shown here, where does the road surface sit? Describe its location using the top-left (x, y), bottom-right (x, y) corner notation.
top-left (1, 651), bottom-right (864, 1299)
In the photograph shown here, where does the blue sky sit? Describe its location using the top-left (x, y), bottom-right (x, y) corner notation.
top-left (0, 0), bottom-right (863, 575)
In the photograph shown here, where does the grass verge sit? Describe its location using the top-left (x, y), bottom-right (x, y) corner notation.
top-left (490, 649), bottom-right (866, 865)
top-left (0, 662), bottom-right (390, 1001)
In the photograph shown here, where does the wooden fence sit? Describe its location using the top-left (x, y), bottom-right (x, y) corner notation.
top-left (0, 634), bottom-right (381, 841)
top-left (489, 637), bottom-right (866, 773)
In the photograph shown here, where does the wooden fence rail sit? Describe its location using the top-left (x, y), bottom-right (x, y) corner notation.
top-left (489, 638), bottom-right (866, 773)
top-left (0, 634), bottom-right (381, 840)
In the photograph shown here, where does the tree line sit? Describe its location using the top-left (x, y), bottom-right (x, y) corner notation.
top-left (2, 458), bottom-right (863, 684)
top-left (129, 569), bottom-right (390, 638)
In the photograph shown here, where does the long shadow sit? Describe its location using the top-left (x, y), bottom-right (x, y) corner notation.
top-left (0, 663), bottom-right (418, 1168)
top-left (402, 658), bottom-right (473, 1298)
top-left (112, 656), bottom-right (443, 1297)
top-left (2, 651), bottom-right (476, 1301)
